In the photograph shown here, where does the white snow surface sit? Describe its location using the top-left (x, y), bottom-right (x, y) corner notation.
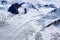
top-left (0, 0), bottom-right (60, 40)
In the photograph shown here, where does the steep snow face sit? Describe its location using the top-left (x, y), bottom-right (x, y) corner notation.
top-left (0, 0), bottom-right (60, 40)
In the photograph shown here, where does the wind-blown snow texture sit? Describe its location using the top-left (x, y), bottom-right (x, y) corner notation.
top-left (0, 0), bottom-right (60, 40)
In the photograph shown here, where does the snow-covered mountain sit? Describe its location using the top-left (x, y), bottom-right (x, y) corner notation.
top-left (0, 0), bottom-right (60, 40)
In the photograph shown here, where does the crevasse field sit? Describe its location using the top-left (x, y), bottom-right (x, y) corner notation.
top-left (0, 0), bottom-right (60, 40)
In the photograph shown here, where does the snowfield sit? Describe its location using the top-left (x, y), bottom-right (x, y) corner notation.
top-left (0, 0), bottom-right (60, 40)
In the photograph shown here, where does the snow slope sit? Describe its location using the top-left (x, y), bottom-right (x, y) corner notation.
top-left (0, 0), bottom-right (60, 40)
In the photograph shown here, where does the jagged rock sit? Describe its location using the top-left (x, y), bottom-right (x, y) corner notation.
top-left (8, 2), bottom-right (27, 15)
top-left (46, 19), bottom-right (60, 27)
top-left (24, 8), bottom-right (27, 14)
top-left (8, 3), bottom-right (20, 15)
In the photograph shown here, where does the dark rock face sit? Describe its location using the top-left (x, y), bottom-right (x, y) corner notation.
top-left (8, 3), bottom-right (20, 15)
top-left (1, 0), bottom-right (7, 4)
top-left (30, 4), bottom-right (36, 9)
top-left (51, 8), bottom-right (57, 13)
top-left (8, 2), bottom-right (26, 15)
top-left (19, 2), bottom-right (25, 7)
top-left (44, 4), bottom-right (56, 8)
top-left (53, 19), bottom-right (60, 26)
top-left (44, 5), bottom-right (49, 7)
top-left (24, 8), bottom-right (27, 14)
top-left (49, 4), bottom-right (56, 8)
top-left (46, 19), bottom-right (60, 27)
